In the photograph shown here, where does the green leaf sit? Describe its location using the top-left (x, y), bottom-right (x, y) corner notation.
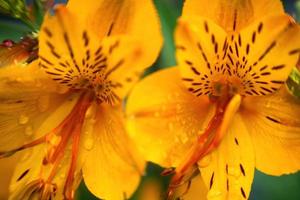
top-left (32, 0), bottom-right (45, 28)
top-left (0, 0), bottom-right (37, 31)
top-left (0, 18), bottom-right (31, 41)
top-left (153, 0), bottom-right (184, 68)
top-left (287, 67), bottom-right (300, 98)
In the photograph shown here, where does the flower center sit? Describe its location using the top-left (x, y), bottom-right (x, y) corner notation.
top-left (38, 28), bottom-right (123, 105)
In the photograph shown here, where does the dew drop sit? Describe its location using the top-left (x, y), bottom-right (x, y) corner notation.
top-left (228, 166), bottom-right (241, 177)
top-left (178, 134), bottom-right (188, 144)
top-left (49, 135), bottom-right (62, 146)
top-left (207, 189), bottom-right (222, 199)
top-left (24, 126), bottom-right (33, 136)
top-left (168, 122), bottom-right (174, 131)
top-left (38, 95), bottom-right (50, 112)
top-left (85, 104), bottom-right (96, 119)
top-left (84, 139), bottom-right (94, 150)
top-left (59, 174), bottom-right (65, 180)
top-left (161, 105), bottom-right (167, 112)
top-left (19, 114), bottom-right (29, 125)
top-left (176, 104), bottom-right (182, 112)
top-left (20, 150), bottom-right (32, 162)
top-left (154, 111), bottom-right (160, 117)
top-left (198, 154), bottom-right (211, 168)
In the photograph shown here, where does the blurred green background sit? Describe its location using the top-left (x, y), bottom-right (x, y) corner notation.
top-left (1, 0), bottom-right (300, 199)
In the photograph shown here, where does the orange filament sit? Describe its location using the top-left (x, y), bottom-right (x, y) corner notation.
top-left (42, 93), bottom-right (93, 199)
top-left (166, 94), bottom-right (241, 199)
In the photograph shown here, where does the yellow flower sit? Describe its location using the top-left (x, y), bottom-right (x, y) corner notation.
top-left (0, 0), bottom-right (162, 199)
top-left (126, 0), bottom-right (300, 199)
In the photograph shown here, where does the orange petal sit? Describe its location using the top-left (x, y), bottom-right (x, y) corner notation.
top-left (175, 17), bottom-right (226, 97)
top-left (126, 67), bottom-right (213, 167)
top-left (67, 0), bottom-right (162, 62)
top-left (237, 14), bottom-right (300, 96)
top-left (182, 0), bottom-right (284, 31)
top-left (0, 61), bottom-right (74, 152)
top-left (242, 86), bottom-right (300, 175)
top-left (200, 114), bottom-right (255, 200)
top-left (81, 104), bottom-right (145, 200)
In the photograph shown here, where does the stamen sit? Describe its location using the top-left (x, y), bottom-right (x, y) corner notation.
top-left (166, 95), bottom-right (241, 199)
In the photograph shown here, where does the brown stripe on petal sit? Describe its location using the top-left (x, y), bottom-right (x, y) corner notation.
top-left (234, 137), bottom-right (239, 145)
top-left (271, 65), bottom-right (285, 70)
top-left (266, 116), bottom-right (281, 124)
top-left (258, 41), bottom-right (276, 61)
top-left (182, 78), bottom-right (194, 82)
top-left (191, 67), bottom-right (201, 75)
top-left (260, 86), bottom-right (273, 93)
top-left (240, 164), bottom-right (246, 176)
top-left (271, 80), bottom-right (284, 84)
top-left (40, 56), bottom-right (54, 66)
top-left (209, 172), bottom-right (214, 189)
top-left (258, 22), bottom-right (263, 33)
top-left (238, 34), bottom-right (242, 47)
top-left (246, 44), bottom-right (250, 55)
top-left (261, 72), bottom-right (271, 76)
top-left (105, 59), bottom-right (125, 78)
top-left (241, 187), bottom-right (247, 198)
top-left (82, 30), bottom-right (89, 47)
top-left (43, 27), bottom-right (53, 37)
top-left (289, 48), bottom-right (300, 55)
top-left (204, 21), bottom-right (209, 33)
top-left (17, 169), bottom-right (30, 181)
top-left (252, 32), bottom-right (256, 43)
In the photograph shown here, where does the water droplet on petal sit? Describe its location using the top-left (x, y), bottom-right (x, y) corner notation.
top-left (207, 189), bottom-right (222, 199)
top-left (178, 134), bottom-right (188, 144)
top-left (168, 122), bottom-right (174, 131)
top-left (84, 139), bottom-right (94, 151)
top-left (154, 111), bottom-right (160, 117)
top-left (198, 154), bottom-right (211, 168)
top-left (38, 95), bottom-right (49, 112)
top-left (49, 135), bottom-right (61, 146)
top-left (24, 125), bottom-right (33, 136)
top-left (176, 104), bottom-right (182, 113)
top-left (19, 114), bottom-right (29, 124)
top-left (85, 104), bottom-right (96, 119)
top-left (228, 166), bottom-right (241, 177)
top-left (21, 149), bottom-right (32, 162)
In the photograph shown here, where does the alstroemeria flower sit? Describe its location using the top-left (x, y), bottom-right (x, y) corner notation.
top-left (0, 0), bottom-right (162, 199)
top-left (127, 0), bottom-right (300, 199)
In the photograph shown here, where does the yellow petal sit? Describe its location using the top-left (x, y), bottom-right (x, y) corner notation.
top-left (200, 114), bottom-right (255, 200)
top-left (126, 67), bottom-right (212, 167)
top-left (81, 104), bottom-right (145, 200)
top-left (98, 36), bottom-right (152, 100)
top-left (8, 95), bottom-right (82, 200)
top-left (39, 5), bottom-right (156, 102)
top-left (237, 15), bottom-right (300, 96)
top-left (182, 0), bottom-right (284, 31)
top-left (175, 17), bottom-right (227, 96)
top-left (9, 142), bottom-right (81, 200)
top-left (241, 86), bottom-right (300, 175)
top-left (0, 61), bottom-right (74, 152)
top-left (67, 0), bottom-right (163, 60)
top-left (0, 154), bottom-right (20, 199)
top-left (176, 15), bottom-right (300, 97)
